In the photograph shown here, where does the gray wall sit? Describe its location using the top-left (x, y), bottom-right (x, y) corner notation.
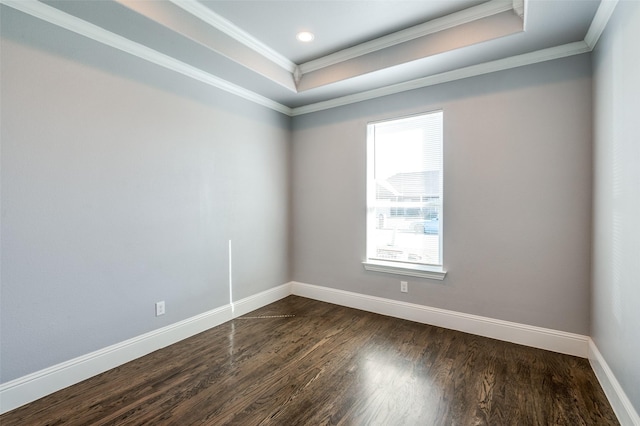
top-left (0, 9), bottom-right (290, 382)
top-left (5, 4), bottom-right (633, 407)
top-left (292, 54), bottom-right (593, 335)
top-left (592, 1), bottom-right (640, 413)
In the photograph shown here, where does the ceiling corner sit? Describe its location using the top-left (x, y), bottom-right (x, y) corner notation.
top-left (584, 0), bottom-right (619, 50)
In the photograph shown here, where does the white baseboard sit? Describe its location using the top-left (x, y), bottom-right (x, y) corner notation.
top-left (589, 339), bottom-right (640, 426)
top-left (0, 282), bottom-right (292, 415)
top-left (291, 281), bottom-right (589, 358)
top-left (232, 282), bottom-right (292, 317)
top-left (3, 281), bottom-right (617, 419)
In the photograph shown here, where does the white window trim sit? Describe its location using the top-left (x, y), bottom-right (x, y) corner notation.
top-left (364, 110), bottom-right (445, 280)
top-left (362, 260), bottom-right (447, 280)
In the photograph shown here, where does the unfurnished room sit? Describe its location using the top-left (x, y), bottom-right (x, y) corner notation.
top-left (0, 0), bottom-right (638, 424)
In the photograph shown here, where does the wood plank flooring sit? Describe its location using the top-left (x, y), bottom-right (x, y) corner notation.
top-left (1, 296), bottom-right (619, 425)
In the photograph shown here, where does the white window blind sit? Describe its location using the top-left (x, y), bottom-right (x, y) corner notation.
top-left (366, 111), bottom-right (443, 268)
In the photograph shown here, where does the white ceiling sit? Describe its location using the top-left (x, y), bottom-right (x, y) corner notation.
top-left (2, 0), bottom-right (605, 114)
top-left (203, 0), bottom-right (488, 64)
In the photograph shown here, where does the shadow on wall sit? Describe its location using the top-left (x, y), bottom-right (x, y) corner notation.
top-left (0, 6), bottom-right (290, 129)
top-left (292, 54), bottom-right (592, 130)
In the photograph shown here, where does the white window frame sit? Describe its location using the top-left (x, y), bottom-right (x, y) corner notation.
top-left (362, 111), bottom-right (447, 280)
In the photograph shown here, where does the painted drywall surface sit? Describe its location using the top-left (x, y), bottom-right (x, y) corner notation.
top-left (592, 1), bottom-right (640, 413)
top-left (292, 54), bottom-right (592, 335)
top-left (0, 10), bottom-right (290, 383)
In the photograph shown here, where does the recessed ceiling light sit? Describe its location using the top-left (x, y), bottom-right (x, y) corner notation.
top-left (296, 31), bottom-right (315, 42)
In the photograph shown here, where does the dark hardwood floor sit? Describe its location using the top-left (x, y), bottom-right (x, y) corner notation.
top-left (1, 296), bottom-right (618, 425)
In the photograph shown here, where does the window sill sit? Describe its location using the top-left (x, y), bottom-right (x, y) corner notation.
top-left (362, 260), bottom-right (447, 280)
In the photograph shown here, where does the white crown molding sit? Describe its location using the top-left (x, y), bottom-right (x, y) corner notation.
top-left (0, 282), bottom-right (293, 414)
top-left (0, 0), bottom-right (618, 117)
top-left (291, 41), bottom-right (591, 116)
top-left (298, 0), bottom-right (515, 75)
top-left (522, 0), bottom-right (530, 31)
top-left (588, 339), bottom-right (640, 426)
top-left (291, 282), bottom-right (589, 358)
top-left (584, 0), bottom-right (619, 49)
top-left (513, 0), bottom-right (525, 19)
top-left (0, 0), bottom-right (292, 116)
top-left (168, 0), bottom-right (297, 73)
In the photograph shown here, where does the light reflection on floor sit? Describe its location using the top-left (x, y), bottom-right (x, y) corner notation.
top-left (355, 348), bottom-right (442, 423)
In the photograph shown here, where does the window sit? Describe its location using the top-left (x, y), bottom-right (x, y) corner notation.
top-left (363, 111), bottom-right (446, 280)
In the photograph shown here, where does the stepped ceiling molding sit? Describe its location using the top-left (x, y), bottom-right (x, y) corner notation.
top-left (1, 0), bottom-right (618, 116)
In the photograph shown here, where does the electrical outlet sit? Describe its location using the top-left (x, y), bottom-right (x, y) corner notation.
top-left (155, 301), bottom-right (165, 316)
top-left (400, 281), bottom-right (408, 293)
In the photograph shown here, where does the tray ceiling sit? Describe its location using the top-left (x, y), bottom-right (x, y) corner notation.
top-left (1, 0), bottom-right (609, 115)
